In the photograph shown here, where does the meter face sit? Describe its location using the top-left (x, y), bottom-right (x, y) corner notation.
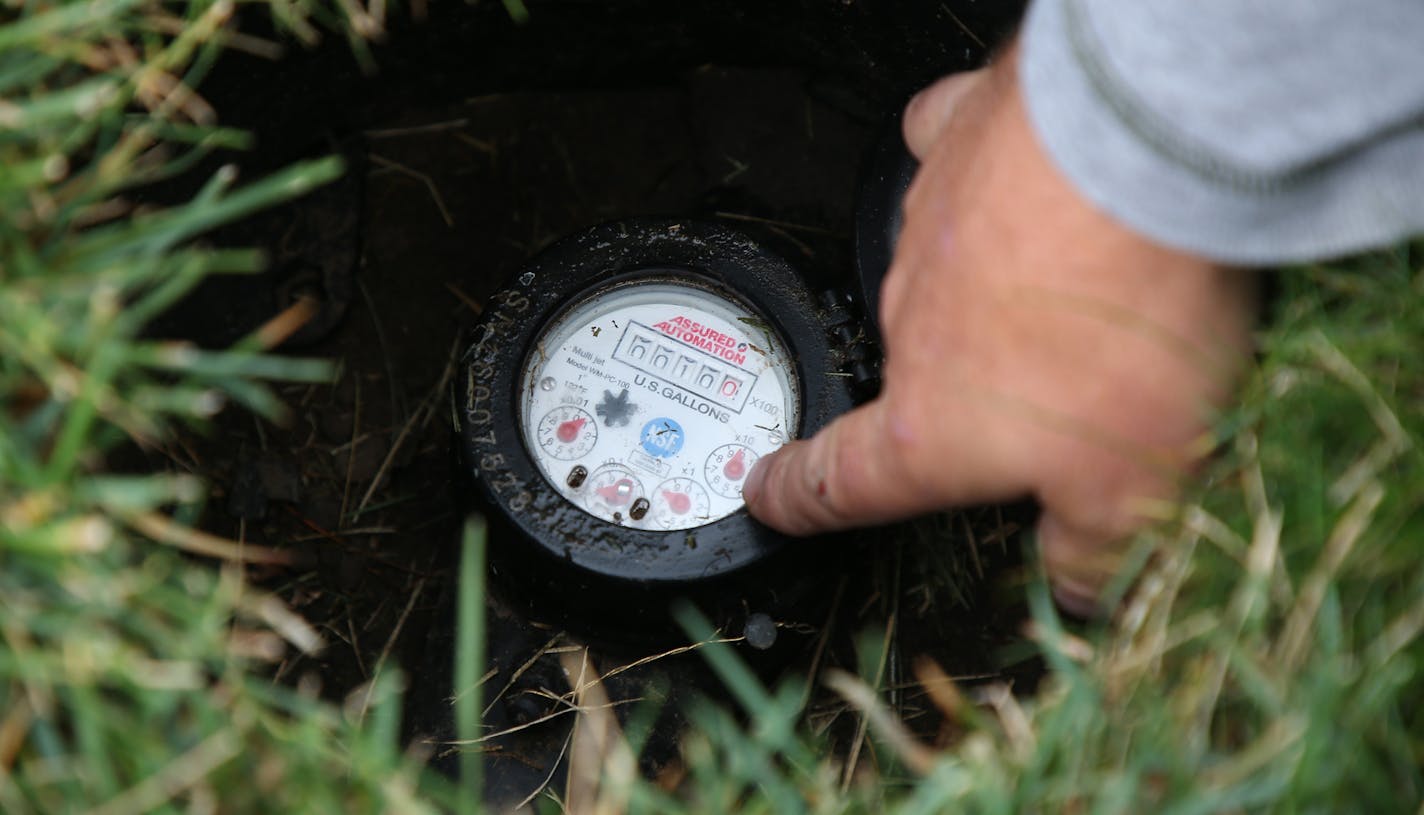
top-left (519, 280), bottom-right (799, 531)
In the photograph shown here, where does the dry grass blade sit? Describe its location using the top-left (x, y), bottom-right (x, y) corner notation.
top-left (1109, 522), bottom-right (1217, 682)
top-left (1306, 333), bottom-right (1412, 506)
top-left (938, 2), bottom-right (987, 48)
top-left (356, 577), bottom-right (426, 721)
top-left (979, 683), bottom-right (1034, 758)
top-left (711, 210), bottom-right (838, 236)
top-left (82, 729), bottom-right (240, 815)
top-left (802, 577), bottom-right (846, 708)
top-left (841, 608), bottom-right (896, 792)
top-left (560, 648), bottom-right (636, 815)
top-left (365, 118), bottom-right (470, 138)
top-left (1187, 447), bottom-right (1283, 743)
top-left (514, 729), bottom-right (575, 812)
top-left (484, 633), bottom-right (565, 717)
top-left (824, 669), bottom-right (935, 776)
top-left (1199, 718), bottom-right (1306, 790)
top-left (368, 153), bottom-right (453, 227)
top-left (1024, 619), bottom-right (1094, 664)
top-left (0, 699), bottom-right (32, 771)
top-left (447, 697), bottom-right (635, 746)
top-left (912, 656), bottom-right (974, 727)
top-left (251, 295), bottom-right (319, 350)
top-left (128, 511), bottom-right (292, 564)
top-left (147, 14), bottom-right (286, 59)
top-left (1275, 481), bottom-right (1384, 669)
top-left (338, 377), bottom-right (362, 528)
top-left (354, 336), bottom-right (461, 517)
top-left (591, 635), bottom-right (742, 690)
top-left (241, 594), bottom-right (324, 656)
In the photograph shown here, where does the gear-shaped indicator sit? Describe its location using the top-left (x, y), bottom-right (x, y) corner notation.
top-left (595, 388), bottom-right (636, 427)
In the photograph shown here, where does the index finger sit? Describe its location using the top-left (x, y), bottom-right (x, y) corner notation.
top-left (742, 396), bottom-right (936, 535)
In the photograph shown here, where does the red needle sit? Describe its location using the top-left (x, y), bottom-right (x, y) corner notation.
top-left (556, 417), bottom-right (586, 443)
top-left (596, 478), bottom-right (634, 504)
top-left (723, 448), bottom-right (747, 481)
top-left (662, 490), bottom-right (692, 515)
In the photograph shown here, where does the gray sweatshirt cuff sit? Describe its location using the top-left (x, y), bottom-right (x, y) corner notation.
top-left (1019, 0), bottom-right (1424, 265)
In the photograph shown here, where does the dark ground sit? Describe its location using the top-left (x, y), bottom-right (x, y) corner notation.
top-left (140, 0), bottom-right (1039, 806)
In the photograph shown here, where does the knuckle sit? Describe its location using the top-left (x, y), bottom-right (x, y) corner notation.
top-left (816, 426), bottom-right (865, 525)
top-left (878, 392), bottom-right (935, 480)
top-left (817, 401), bottom-right (917, 525)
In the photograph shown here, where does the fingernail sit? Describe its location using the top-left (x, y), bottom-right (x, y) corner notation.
top-left (742, 455), bottom-right (770, 506)
top-left (1050, 580), bottom-right (1104, 620)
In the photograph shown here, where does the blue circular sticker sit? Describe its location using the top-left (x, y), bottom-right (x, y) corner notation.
top-left (639, 418), bottom-right (685, 458)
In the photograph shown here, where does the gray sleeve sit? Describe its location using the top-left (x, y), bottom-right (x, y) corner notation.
top-left (1018, 0), bottom-right (1424, 265)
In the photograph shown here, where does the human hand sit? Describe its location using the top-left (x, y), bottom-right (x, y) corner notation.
top-left (743, 48), bottom-right (1257, 614)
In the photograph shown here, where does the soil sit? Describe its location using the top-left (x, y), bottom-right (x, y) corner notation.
top-left (137, 0), bottom-right (1038, 807)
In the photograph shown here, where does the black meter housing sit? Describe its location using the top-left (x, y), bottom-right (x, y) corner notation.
top-left (853, 115), bottom-right (919, 343)
top-left (455, 219), bottom-right (865, 638)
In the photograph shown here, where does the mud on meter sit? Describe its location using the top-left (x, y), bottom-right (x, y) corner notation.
top-left (456, 220), bottom-right (863, 594)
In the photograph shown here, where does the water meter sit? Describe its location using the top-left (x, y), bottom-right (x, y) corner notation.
top-left (456, 220), bottom-right (869, 593)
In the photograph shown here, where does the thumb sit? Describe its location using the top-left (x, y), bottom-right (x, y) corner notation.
top-left (743, 398), bottom-right (940, 536)
top-left (902, 70), bottom-right (986, 160)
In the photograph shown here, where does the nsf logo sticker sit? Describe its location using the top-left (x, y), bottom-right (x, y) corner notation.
top-left (639, 418), bottom-right (685, 458)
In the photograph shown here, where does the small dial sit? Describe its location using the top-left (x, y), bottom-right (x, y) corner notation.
top-left (703, 444), bottom-right (759, 499)
top-left (536, 406), bottom-right (598, 460)
top-left (583, 464), bottom-right (646, 522)
top-left (651, 477), bottom-right (712, 529)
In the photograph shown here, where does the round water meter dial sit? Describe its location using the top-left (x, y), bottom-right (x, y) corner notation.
top-left (534, 405), bottom-right (599, 460)
top-left (650, 477), bottom-right (712, 529)
top-left (519, 282), bottom-right (798, 532)
top-left (457, 219), bottom-right (855, 585)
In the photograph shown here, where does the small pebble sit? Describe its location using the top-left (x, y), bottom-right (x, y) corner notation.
top-left (743, 612), bottom-right (777, 650)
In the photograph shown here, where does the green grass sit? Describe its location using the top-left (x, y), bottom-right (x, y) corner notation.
top-left (0, 0), bottom-right (457, 811)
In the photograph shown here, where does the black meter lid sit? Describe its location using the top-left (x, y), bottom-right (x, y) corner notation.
top-left (456, 219), bottom-right (855, 585)
top-left (853, 119), bottom-right (919, 340)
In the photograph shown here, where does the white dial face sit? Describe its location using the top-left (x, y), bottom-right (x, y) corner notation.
top-left (535, 405), bottom-right (598, 460)
top-left (584, 464), bottom-right (646, 522)
top-left (651, 476), bottom-right (712, 529)
top-left (519, 280), bottom-right (799, 530)
top-left (703, 443), bottom-right (759, 499)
